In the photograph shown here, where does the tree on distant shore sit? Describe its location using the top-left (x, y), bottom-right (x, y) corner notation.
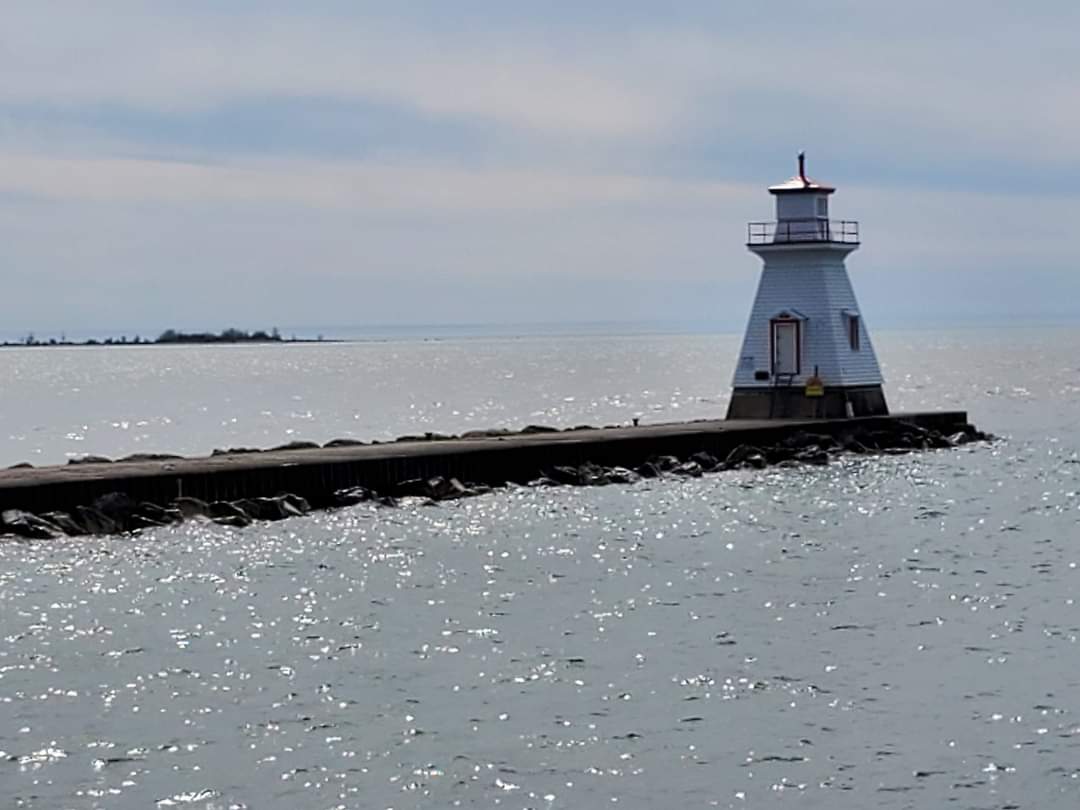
top-left (3, 328), bottom-right (295, 348)
top-left (155, 328), bottom-right (286, 344)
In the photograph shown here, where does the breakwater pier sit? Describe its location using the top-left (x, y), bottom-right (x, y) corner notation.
top-left (0, 412), bottom-right (980, 538)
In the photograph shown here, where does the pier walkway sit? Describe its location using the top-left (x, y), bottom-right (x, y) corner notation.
top-left (0, 412), bottom-right (968, 518)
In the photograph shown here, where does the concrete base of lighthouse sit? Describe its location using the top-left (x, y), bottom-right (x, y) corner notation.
top-left (727, 385), bottom-right (889, 420)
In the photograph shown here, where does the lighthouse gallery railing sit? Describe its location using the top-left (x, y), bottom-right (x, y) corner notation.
top-left (746, 219), bottom-right (859, 245)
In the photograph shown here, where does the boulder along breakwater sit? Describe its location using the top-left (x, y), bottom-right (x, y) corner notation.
top-left (0, 413), bottom-right (988, 539)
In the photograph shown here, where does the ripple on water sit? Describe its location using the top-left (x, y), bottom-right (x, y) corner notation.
top-left (1, 436), bottom-right (1080, 806)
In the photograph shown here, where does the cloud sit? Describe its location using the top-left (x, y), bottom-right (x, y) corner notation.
top-left (0, 151), bottom-right (751, 216)
top-left (0, 4), bottom-right (684, 141)
top-left (0, 1), bottom-right (1077, 332)
top-left (3, 156), bottom-right (1079, 333)
top-left (5, 1), bottom-right (1077, 164)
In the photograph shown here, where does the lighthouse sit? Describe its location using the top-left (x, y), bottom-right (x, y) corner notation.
top-left (727, 154), bottom-right (888, 419)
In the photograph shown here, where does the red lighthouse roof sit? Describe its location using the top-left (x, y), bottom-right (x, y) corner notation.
top-left (768, 152), bottom-right (835, 195)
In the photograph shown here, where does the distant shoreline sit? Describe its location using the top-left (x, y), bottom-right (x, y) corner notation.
top-left (1, 328), bottom-right (338, 348)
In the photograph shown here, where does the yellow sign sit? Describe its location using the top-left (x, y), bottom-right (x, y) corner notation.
top-left (805, 375), bottom-right (824, 398)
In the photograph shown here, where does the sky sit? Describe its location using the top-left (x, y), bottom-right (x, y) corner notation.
top-left (2, 1), bottom-right (1078, 335)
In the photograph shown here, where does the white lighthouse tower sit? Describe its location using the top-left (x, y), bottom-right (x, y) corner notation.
top-left (727, 154), bottom-right (888, 419)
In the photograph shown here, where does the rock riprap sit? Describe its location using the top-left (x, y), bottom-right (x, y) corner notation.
top-left (0, 421), bottom-right (992, 539)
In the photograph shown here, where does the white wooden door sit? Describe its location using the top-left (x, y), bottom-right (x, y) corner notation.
top-left (772, 321), bottom-right (799, 375)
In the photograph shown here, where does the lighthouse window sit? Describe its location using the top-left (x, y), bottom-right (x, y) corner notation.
top-left (816, 197), bottom-right (828, 217)
top-left (848, 315), bottom-right (861, 351)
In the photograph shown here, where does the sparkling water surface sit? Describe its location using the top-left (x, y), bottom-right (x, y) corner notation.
top-left (1, 328), bottom-right (1079, 808)
top-left (0, 334), bottom-right (732, 466)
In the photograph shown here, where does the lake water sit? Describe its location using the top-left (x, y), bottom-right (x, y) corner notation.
top-left (1, 328), bottom-right (1079, 809)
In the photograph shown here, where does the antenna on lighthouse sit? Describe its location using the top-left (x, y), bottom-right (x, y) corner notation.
top-left (797, 151), bottom-right (807, 184)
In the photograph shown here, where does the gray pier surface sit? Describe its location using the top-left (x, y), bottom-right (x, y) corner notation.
top-left (0, 412), bottom-right (968, 517)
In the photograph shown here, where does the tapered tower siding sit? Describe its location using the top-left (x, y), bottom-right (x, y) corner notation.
top-left (727, 156), bottom-right (888, 419)
top-left (732, 251), bottom-right (884, 388)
